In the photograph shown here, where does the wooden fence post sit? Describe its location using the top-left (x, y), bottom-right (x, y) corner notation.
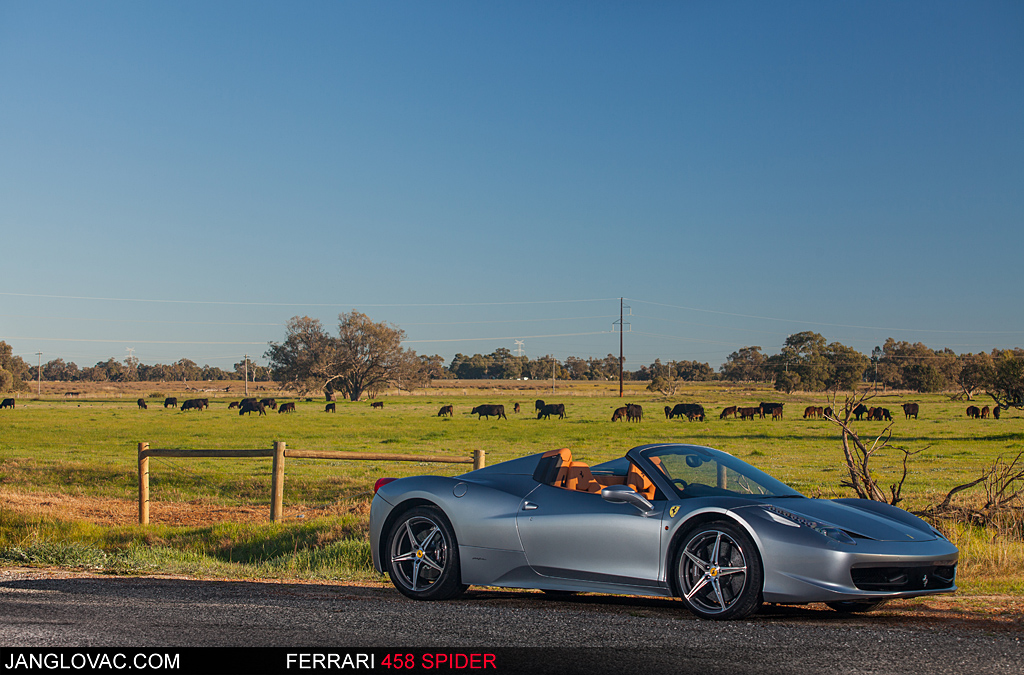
top-left (473, 449), bottom-right (486, 470)
top-left (138, 442), bottom-right (149, 525)
top-left (270, 441), bottom-right (286, 522)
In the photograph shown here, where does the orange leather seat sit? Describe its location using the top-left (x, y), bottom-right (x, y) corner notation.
top-left (563, 462), bottom-right (603, 493)
top-left (625, 462), bottom-right (656, 499)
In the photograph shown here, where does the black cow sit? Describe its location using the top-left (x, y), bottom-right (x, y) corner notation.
top-left (239, 400), bottom-right (266, 416)
top-left (228, 401), bottom-right (240, 409)
top-left (902, 403), bottom-right (919, 419)
top-left (513, 403), bottom-right (521, 414)
top-left (738, 407), bottom-right (758, 420)
top-left (823, 406), bottom-right (834, 418)
top-left (325, 403), bottom-right (336, 413)
top-left (163, 397), bottom-right (178, 409)
top-left (537, 403), bottom-right (566, 420)
top-left (853, 404), bottom-right (869, 420)
top-left (669, 403), bottom-right (705, 421)
top-left (471, 404), bottom-right (506, 420)
top-left (966, 405), bottom-right (981, 418)
top-left (759, 402), bottom-right (783, 419)
top-left (626, 403), bottom-right (642, 422)
top-left (279, 402), bottom-right (296, 413)
top-left (611, 406), bottom-right (627, 422)
top-left (993, 406), bottom-right (1001, 419)
top-left (137, 398), bottom-right (147, 410)
top-left (0, 398), bottom-right (14, 409)
top-left (260, 398), bottom-right (277, 410)
top-left (196, 398), bottom-right (209, 409)
top-left (180, 399), bottom-right (204, 411)
top-left (534, 400), bottom-right (545, 413)
top-left (437, 405), bottom-right (454, 417)
top-left (371, 401), bottom-right (384, 409)
top-left (720, 406), bottom-right (737, 419)
top-left (664, 406), bottom-right (672, 419)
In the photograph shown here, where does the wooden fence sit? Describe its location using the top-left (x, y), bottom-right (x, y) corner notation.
top-left (136, 441), bottom-right (485, 525)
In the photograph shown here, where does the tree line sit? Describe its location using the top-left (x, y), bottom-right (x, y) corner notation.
top-left (3, 318), bottom-right (1022, 410)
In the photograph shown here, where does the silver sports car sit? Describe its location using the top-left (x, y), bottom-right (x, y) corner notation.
top-left (369, 443), bottom-right (958, 620)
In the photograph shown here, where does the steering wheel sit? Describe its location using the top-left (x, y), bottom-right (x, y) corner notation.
top-left (672, 478), bottom-right (688, 489)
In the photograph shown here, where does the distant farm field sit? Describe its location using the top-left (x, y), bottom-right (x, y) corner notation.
top-left (1, 380), bottom-right (1021, 592)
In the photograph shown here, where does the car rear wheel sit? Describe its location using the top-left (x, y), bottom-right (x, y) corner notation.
top-left (674, 521), bottom-right (763, 620)
top-left (386, 506), bottom-right (467, 601)
top-left (826, 600), bottom-right (888, 613)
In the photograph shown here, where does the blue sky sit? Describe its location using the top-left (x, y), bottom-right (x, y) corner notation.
top-left (2, 1), bottom-right (1022, 372)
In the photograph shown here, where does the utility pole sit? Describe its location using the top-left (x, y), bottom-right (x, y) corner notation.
top-left (613, 298), bottom-right (631, 397)
top-left (36, 352), bottom-right (42, 396)
top-left (244, 354), bottom-right (250, 396)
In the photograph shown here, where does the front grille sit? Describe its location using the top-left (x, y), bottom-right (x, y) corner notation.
top-left (851, 564), bottom-right (956, 592)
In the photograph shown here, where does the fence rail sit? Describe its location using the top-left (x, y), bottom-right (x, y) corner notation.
top-left (137, 441), bottom-right (485, 525)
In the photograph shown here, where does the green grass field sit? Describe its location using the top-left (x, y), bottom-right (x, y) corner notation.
top-left (1, 382), bottom-right (1021, 592)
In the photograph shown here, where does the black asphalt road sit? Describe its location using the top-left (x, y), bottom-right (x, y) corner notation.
top-left (1, 570), bottom-right (1021, 675)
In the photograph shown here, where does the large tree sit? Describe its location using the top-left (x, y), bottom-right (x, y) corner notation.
top-left (988, 350), bottom-right (1024, 410)
top-left (266, 312), bottom-right (425, 401)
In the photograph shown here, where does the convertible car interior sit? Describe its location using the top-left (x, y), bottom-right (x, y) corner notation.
top-left (532, 447), bottom-right (659, 499)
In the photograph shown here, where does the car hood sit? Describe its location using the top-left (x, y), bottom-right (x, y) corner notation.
top-left (753, 497), bottom-right (937, 542)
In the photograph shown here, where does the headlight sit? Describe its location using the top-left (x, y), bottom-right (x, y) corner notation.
top-left (763, 505), bottom-right (857, 545)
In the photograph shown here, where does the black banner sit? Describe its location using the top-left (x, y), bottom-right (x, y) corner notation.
top-left (0, 648), bottom-right (691, 675)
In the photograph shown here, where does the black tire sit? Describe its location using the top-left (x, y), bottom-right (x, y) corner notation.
top-left (674, 520), bottom-right (763, 620)
top-left (385, 506), bottom-right (467, 601)
top-left (826, 599), bottom-right (888, 614)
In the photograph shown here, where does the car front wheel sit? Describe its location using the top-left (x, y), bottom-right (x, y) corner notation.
top-left (674, 521), bottom-right (763, 620)
top-left (386, 506), bottom-right (467, 601)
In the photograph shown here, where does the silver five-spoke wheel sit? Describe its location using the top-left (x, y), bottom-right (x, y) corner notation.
top-left (385, 506), bottom-right (467, 601)
top-left (675, 521), bottom-right (762, 620)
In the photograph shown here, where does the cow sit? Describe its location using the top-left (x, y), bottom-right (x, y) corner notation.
top-left (514, 403), bottom-right (521, 414)
top-left (538, 403), bottom-right (566, 420)
top-left (437, 405), bottom-right (454, 417)
top-left (163, 397), bottom-right (178, 409)
top-left (670, 403), bottom-right (705, 421)
top-left (279, 402), bottom-right (296, 413)
top-left (626, 403), bottom-right (643, 422)
top-left (870, 408), bottom-right (892, 421)
top-left (611, 406), bottom-right (627, 422)
top-left (771, 406), bottom-right (783, 421)
top-left (759, 402), bottom-right (783, 419)
top-left (902, 403), bottom-right (919, 420)
top-left (371, 401), bottom-right (384, 409)
top-left (137, 398), bottom-right (148, 410)
top-left (853, 404), bottom-right (869, 421)
top-left (0, 398), bottom-right (14, 409)
top-left (719, 406), bottom-right (737, 420)
top-left (993, 406), bottom-right (1001, 419)
top-left (664, 406), bottom-right (672, 419)
top-left (981, 406), bottom-right (991, 419)
top-left (738, 406), bottom-right (758, 420)
top-left (535, 400), bottom-right (545, 413)
top-left (803, 406), bottom-right (818, 419)
top-left (823, 406), bottom-right (833, 418)
top-left (239, 399), bottom-right (266, 416)
top-left (966, 406), bottom-right (981, 418)
top-left (260, 398), bottom-right (277, 410)
top-left (325, 403), bottom-right (336, 413)
top-left (228, 401), bottom-right (240, 409)
top-left (471, 404), bottom-right (506, 420)
top-left (196, 398), bottom-right (209, 409)
top-left (180, 399), bottom-right (204, 411)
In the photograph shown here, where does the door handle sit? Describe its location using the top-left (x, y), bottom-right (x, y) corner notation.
top-left (523, 502), bottom-right (538, 511)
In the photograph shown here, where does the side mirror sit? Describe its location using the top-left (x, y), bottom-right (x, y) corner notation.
top-left (600, 485), bottom-right (654, 514)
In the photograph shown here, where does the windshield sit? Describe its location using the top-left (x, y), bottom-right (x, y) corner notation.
top-left (644, 446), bottom-right (802, 499)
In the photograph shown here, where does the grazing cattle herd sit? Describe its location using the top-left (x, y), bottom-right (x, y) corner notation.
top-left (1, 392), bottom-right (1014, 429)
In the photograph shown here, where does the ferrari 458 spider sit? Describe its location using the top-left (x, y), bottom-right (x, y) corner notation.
top-left (369, 443), bottom-right (957, 620)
